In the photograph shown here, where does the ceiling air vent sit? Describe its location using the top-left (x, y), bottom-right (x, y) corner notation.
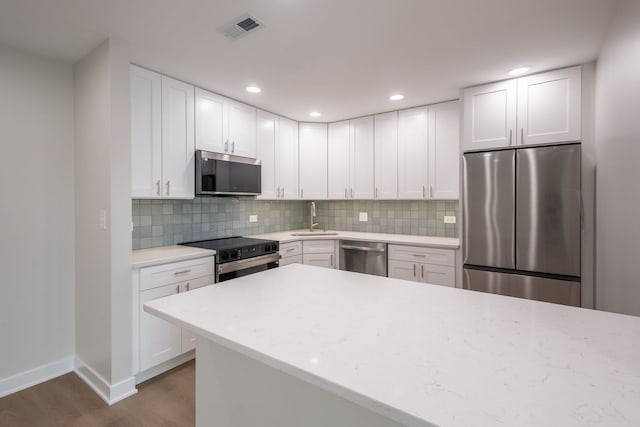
top-left (217, 13), bottom-right (265, 40)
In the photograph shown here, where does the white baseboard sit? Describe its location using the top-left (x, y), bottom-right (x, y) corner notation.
top-left (135, 350), bottom-right (195, 385)
top-left (0, 357), bottom-right (74, 398)
top-left (74, 358), bottom-right (137, 405)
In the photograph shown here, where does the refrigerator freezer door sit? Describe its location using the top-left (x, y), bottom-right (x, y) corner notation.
top-left (463, 150), bottom-right (515, 269)
top-left (516, 144), bottom-right (581, 277)
top-left (463, 268), bottom-right (581, 306)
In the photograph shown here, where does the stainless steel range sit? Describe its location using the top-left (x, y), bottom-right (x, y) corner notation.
top-left (181, 237), bottom-right (280, 282)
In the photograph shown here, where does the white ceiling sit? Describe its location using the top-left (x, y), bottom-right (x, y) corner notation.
top-left (0, 0), bottom-right (619, 122)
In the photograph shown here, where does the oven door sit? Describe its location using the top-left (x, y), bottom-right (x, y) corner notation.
top-left (217, 253), bottom-right (280, 282)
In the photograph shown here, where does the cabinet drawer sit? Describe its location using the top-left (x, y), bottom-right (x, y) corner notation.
top-left (140, 256), bottom-right (215, 291)
top-left (388, 245), bottom-right (455, 267)
top-left (303, 240), bottom-right (336, 254)
top-left (279, 241), bottom-right (302, 258)
top-left (422, 264), bottom-right (455, 287)
top-left (303, 253), bottom-right (335, 269)
top-left (280, 254), bottom-right (303, 267)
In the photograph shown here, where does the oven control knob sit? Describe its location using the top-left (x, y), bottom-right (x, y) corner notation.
top-left (271, 243), bottom-right (278, 251)
top-left (264, 244), bottom-right (271, 252)
top-left (221, 251), bottom-right (229, 261)
top-left (235, 249), bottom-right (242, 259)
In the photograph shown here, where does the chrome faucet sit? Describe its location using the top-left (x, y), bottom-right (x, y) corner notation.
top-left (309, 201), bottom-right (319, 231)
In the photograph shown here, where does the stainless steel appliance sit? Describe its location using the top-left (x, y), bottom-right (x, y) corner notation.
top-left (339, 240), bottom-right (388, 277)
top-left (195, 150), bottom-right (261, 196)
top-left (181, 237), bottom-right (279, 282)
top-left (462, 143), bottom-right (581, 306)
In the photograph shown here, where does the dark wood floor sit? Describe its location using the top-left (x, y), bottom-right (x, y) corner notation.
top-left (0, 361), bottom-right (195, 427)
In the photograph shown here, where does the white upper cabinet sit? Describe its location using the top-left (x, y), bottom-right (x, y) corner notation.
top-left (463, 65), bottom-right (581, 151)
top-left (428, 101), bottom-right (460, 199)
top-left (256, 112), bottom-right (299, 200)
top-left (131, 66), bottom-right (162, 198)
top-left (256, 110), bottom-right (278, 200)
top-left (131, 65), bottom-right (194, 199)
top-left (299, 123), bottom-right (328, 200)
top-left (463, 80), bottom-right (517, 151)
top-left (328, 120), bottom-right (351, 199)
top-left (374, 111), bottom-right (398, 199)
top-left (398, 106), bottom-right (429, 199)
top-left (161, 76), bottom-right (195, 198)
top-left (351, 116), bottom-right (374, 199)
top-left (277, 117), bottom-right (299, 200)
top-left (195, 88), bottom-right (257, 158)
top-left (517, 66), bottom-right (581, 146)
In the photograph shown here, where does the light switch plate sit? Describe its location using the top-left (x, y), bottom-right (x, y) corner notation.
top-left (444, 215), bottom-right (457, 224)
top-left (359, 212), bottom-right (368, 222)
top-left (249, 214), bottom-right (258, 223)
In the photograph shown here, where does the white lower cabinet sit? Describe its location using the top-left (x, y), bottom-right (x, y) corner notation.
top-left (302, 240), bottom-right (337, 269)
top-left (135, 256), bottom-right (215, 376)
top-left (279, 241), bottom-right (303, 266)
top-left (387, 245), bottom-right (455, 287)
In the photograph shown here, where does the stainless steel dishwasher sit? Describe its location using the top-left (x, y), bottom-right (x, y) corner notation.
top-left (339, 240), bottom-right (387, 277)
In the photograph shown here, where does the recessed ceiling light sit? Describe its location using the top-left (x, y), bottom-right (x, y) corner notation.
top-left (246, 86), bottom-right (261, 93)
top-left (389, 94), bottom-right (404, 101)
top-left (309, 111), bottom-right (321, 117)
top-left (508, 67), bottom-right (530, 76)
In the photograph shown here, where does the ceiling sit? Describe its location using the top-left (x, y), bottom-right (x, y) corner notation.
top-left (0, 0), bottom-right (619, 122)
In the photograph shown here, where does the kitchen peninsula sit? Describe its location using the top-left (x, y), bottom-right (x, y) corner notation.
top-left (145, 264), bottom-right (640, 427)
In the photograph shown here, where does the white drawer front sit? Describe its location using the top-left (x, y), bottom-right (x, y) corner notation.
top-left (140, 256), bottom-right (215, 291)
top-left (279, 241), bottom-right (302, 258)
top-left (280, 254), bottom-right (303, 267)
top-left (422, 264), bottom-right (455, 287)
top-left (303, 240), bottom-right (336, 254)
top-left (388, 245), bottom-right (455, 267)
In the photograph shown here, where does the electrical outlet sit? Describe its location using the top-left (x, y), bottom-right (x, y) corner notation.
top-left (99, 210), bottom-right (107, 230)
top-left (359, 212), bottom-right (368, 222)
top-left (249, 214), bottom-right (258, 223)
top-left (444, 215), bottom-right (457, 224)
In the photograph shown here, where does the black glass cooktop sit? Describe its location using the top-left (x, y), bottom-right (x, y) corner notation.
top-left (180, 236), bottom-right (277, 251)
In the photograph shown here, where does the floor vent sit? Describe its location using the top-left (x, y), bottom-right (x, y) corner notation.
top-left (218, 13), bottom-right (264, 40)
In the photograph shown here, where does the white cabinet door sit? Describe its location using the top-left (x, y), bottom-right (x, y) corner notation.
top-left (256, 110), bottom-right (278, 199)
top-left (351, 116), bottom-right (375, 199)
top-left (280, 255), bottom-right (303, 267)
top-left (228, 100), bottom-right (257, 158)
top-left (161, 76), bottom-right (195, 199)
top-left (420, 264), bottom-right (455, 287)
top-left (388, 260), bottom-right (419, 282)
top-left (139, 284), bottom-right (182, 371)
top-left (303, 253), bottom-right (335, 269)
top-left (328, 121), bottom-right (351, 199)
top-left (374, 111), bottom-right (398, 199)
top-left (517, 66), bottom-right (581, 146)
top-left (277, 118), bottom-right (299, 200)
top-left (180, 275), bottom-right (214, 352)
top-left (463, 79), bottom-right (517, 151)
top-left (299, 123), bottom-right (328, 199)
top-left (428, 101), bottom-right (460, 199)
top-left (195, 88), bottom-right (227, 154)
top-left (131, 65), bottom-right (162, 198)
top-left (398, 106), bottom-right (429, 199)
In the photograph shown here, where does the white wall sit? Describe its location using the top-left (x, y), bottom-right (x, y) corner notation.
top-left (74, 38), bottom-right (133, 397)
top-left (595, 0), bottom-right (640, 316)
top-left (0, 45), bottom-right (75, 387)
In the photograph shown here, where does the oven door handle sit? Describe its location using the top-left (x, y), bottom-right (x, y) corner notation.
top-left (217, 253), bottom-right (282, 275)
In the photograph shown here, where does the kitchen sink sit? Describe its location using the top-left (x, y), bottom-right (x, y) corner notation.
top-left (290, 232), bottom-right (339, 236)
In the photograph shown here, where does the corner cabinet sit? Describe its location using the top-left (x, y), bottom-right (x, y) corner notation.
top-left (131, 65), bottom-right (195, 199)
top-left (463, 65), bottom-right (581, 151)
top-left (257, 111), bottom-right (299, 200)
top-left (302, 240), bottom-right (337, 269)
top-left (299, 123), bottom-right (328, 199)
top-left (195, 88), bottom-right (257, 158)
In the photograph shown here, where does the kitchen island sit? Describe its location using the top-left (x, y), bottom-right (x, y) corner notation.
top-left (144, 264), bottom-right (640, 427)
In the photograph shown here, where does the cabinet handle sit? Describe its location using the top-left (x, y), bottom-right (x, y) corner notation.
top-left (421, 265), bottom-right (424, 278)
top-left (301, 188), bottom-right (304, 198)
top-left (186, 283), bottom-right (190, 291)
top-left (176, 285), bottom-right (180, 293)
top-left (430, 185), bottom-right (434, 198)
top-left (281, 187), bottom-right (284, 198)
top-left (412, 253), bottom-right (426, 258)
top-left (231, 141), bottom-right (235, 153)
top-left (351, 188), bottom-right (353, 198)
top-left (286, 247), bottom-right (296, 252)
top-left (166, 181), bottom-right (170, 196)
top-left (345, 188), bottom-right (348, 198)
top-left (225, 140), bottom-right (229, 152)
top-left (422, 185), bottom-right (426, 198)
top-left (509, 129), bottom-right (513, 146)
top-left (174, 269), bottom-right (192, 275)
top-left (521, 128), bottom-right (524, 145)
top-left (375, 187), bottom-right (379, 198)
top-left (156, 180), bottom-right (161, 196)
top-left (413, 264), bottom-right (417, 277)
top-left (330, 254), bottom-right (334, 266)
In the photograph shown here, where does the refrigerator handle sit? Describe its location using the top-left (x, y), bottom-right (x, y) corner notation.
top-left (580, 191), bottom-right (584, 231)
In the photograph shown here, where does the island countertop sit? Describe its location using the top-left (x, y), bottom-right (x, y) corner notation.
top-left (144, 264), bottom-right (640, 427)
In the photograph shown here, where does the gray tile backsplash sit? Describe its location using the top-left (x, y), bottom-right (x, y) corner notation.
top-left (132, 198), bottom-right (459, 249)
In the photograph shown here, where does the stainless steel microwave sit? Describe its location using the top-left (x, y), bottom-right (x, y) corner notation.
top-left (195, 150), bottom-right (261, 196)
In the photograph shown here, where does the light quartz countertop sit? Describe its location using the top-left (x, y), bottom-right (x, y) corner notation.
top-left (249, 229), bottom-right (459, 249)
top-left (132, 245), bottom-right (215, 268)
top-left (145, 264), bottom-right (640, 427)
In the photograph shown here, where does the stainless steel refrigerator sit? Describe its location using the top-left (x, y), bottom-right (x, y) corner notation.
top-left (462, 144), bottom-right (581, 306)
